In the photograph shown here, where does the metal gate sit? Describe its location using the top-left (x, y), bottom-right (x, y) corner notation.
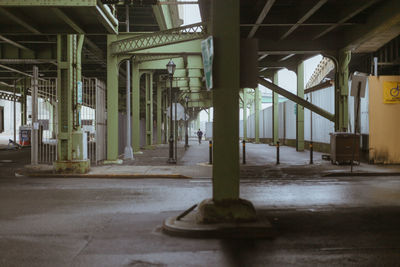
top-left (30, 73), bottom-right (58, 165)
top-left (82, 77), bottom-right (107, 164)
top-left (31, 72), bottom-right (106, 165)
top-left (95, 79), bottom-right (107, 164)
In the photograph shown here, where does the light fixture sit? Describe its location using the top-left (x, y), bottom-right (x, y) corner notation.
top-left (166, 59), bottom-right (176, 76)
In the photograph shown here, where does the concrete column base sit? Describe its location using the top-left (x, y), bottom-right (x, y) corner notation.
top-left (103, 159), bottom-right (123, 165)
top-left (196, 198), bottom-right (257, 223)
top-left (54, 160), bottom-right (90, 174)
top-left (163, 198), bottom-right (274, 238)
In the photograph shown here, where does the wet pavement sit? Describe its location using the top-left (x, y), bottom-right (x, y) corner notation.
top-left (0, 177), bottom-right (399, 266)
top-left (1, 142), bottom-right (400, 266)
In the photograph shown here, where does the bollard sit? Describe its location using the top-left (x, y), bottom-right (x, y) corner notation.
top-left (276, 141), bottom-right (280, 165)
top-left (209, 140), bottom-right (213, 164)
top-left (242, 140), bottom-right (246, 164)
top-left (310, 141), bottom-right (313, 164)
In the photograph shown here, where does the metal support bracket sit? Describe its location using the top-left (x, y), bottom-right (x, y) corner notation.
top-left (110, 22), bottom-right (207, 55)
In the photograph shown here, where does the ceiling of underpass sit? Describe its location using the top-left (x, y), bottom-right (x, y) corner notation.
top-left (199, 0), bottom-right (400, 77)
top-left (0, 0), bottom-right (399, 87)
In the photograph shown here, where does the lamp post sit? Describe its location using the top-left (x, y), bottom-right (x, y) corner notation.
top-left (185, 95), bottom-right (189, 149)
top-left (166, 59), bottom-right (176, 164)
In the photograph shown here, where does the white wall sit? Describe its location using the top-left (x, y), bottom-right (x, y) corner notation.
top-left (0, 98), bottom-right (21, 138)
top-left (242, 81), bottom-right (369, 145)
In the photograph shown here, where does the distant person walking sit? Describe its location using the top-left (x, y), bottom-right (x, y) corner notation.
top-left (197, 129), bottom-right (203, 144)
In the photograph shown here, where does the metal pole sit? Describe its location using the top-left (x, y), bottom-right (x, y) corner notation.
top-left (209, 140), bottom-right (213, 164)
top-left (168, 76), bottom-right (175, 163)
top-left (124, 4), bottom-right (133, 160)
top-left (31, 66), bottom-right (38, 165)
top-left (276, 141), bottom-right (280, 165)
top-left (174, 92), bottom-right (178, 162)
top-left (242, 140), bottom-right (246, 164)
top-left (13, 80), bottom-right (16, 144)
top-left (373, 57), bottom-right (378, 76)
top-left (310, 141), bottom-right (313, 164)
top-left (185, 98), bottom-right (189, 149)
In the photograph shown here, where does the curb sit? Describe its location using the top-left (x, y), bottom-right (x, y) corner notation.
top-left (162, 216), bottom-right (276, 239)
top-left (15, 172), bottom-right (191, 179)
top-left (324, 172), bottom-right (400, 177)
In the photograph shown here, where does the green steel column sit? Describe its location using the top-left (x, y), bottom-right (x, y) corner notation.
top-left (254, 86), bottom-right (260, 143)
top-left (132, 62), bottom-right (141, 152)
top-left (335, 50), bottom-right (351, 132)
top-left (56, 35), bottom-right (73, 161)
top-left (273, 72), bottom-right (279, 145)
top-left (196, 113), bottom-right (200, 130)
top-left (243, 89), bottom-right (247, 140)
top-left (156, 80), bottom-right (162, 144)
top-left (296, 61), bottom-right (305, 151)
top-left (106, 35), bottom-right (119, 161)
top-left (211, 0), bottom-right (240, 201)
top-left (145, 73), bottom-right (154, 146)
top-left (208, 108), bottom-right (211, 122)
top-left (54, 34), bottom-right (89, 173)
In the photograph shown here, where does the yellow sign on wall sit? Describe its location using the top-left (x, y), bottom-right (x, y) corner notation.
top-left (383, 81), bottom-right (400, 103)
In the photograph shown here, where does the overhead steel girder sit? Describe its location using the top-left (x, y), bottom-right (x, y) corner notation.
top-left (138, 55), bottom-right (203, 70)
top-left (110, 22), bottom-right (207, 55)
top-left (0, 89), bottom-right (21, 102)
top-left (188, 99), bottom-right (212, 108)
top-left (258, 77), bottom-right (335, 122)
top-left (134, 53), bottom-right (200, 63)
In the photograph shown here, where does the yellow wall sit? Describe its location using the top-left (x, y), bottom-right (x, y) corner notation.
top-left (369, 76), bottom-right (400, 163)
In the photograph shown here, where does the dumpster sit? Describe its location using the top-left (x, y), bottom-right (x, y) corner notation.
top-left (19, 125), bottom-right (31, 146)
top-left (330, 132), bottom-right (360, 165)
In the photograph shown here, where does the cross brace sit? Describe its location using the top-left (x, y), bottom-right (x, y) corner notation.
top-left (110, 22), bottom-right (207, 55)
top-left (258, 77), bottom-right (335, 122)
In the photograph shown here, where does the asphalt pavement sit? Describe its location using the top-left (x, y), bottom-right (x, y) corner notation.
top-left (1, 141), bottom-right (400, 266)
top-left (0, 177), bottom-right (399, 266)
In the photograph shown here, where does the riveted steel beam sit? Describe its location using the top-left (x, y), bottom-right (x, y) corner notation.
top-left (110, 22), bottom-right (207, 55)
top-left (0, 90), bottom-right (21, 102)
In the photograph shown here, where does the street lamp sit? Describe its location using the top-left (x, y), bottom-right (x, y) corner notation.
top-left (166, 59), bottom-right (176, 163)
top-left (184, 95), bottom-right (189, 149)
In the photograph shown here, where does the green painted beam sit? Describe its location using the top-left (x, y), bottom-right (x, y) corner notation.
top-left (296, 61), bottom-right (304, 151)
top-left (0, 7), bottom-right (41, 34)
top-left (273, 72), bottom-right (279, 145)
top-left (211, 0), bottom-right (240, 201)
top-left (54, 34), bottom-right (89, 173)
top-left (188, 99), bottom-right (212, 108)
top-left (110, 24), bottom-right (205, 55)
top-left (254, 86), bottom-right (260, 143)
top-left (156, 80), bottom-right (162, 144)
top-left (130, 39), bottom-right (202, 55)
top-left (242, 88), bottom-right (248, 140)
top-left (107, 35), bottom-right (119, 160)
top-left (0, 0), bottom-right (96, 6)
top-left (145, 72), bottom-right (153, 146)
top-left (132, 61), bottom-right (141, 152)
top-left (138, 55), bottom-right (203, 70)
top-left (258, 77), bottom-right (335, 122)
